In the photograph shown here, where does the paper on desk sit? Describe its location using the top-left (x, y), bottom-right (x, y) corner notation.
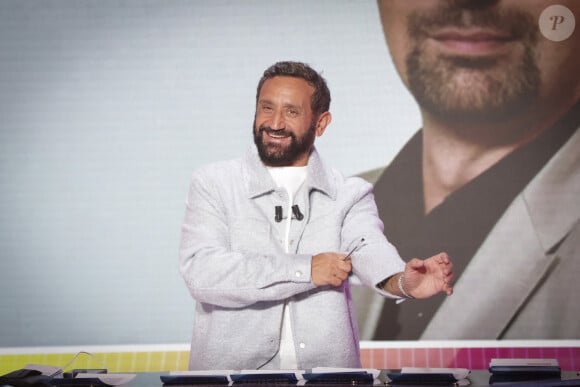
top-left (489, 358), bottom-right (559, 367)
top-left (401, 367), bottom-right (470, 380)
top-left (310, 367), bottom-right (381, 379)
top-left (236, 369), bottom-right (305, 380)
top-left (76, 373), bottom-right (136, 386)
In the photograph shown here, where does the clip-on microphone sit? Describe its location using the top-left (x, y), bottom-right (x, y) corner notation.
top-left (275, 205), bottom-right (304, 222)
top-left (291, 205), bottom-right (304, 221)
top-left (275, 206), bottom-right (283, 222)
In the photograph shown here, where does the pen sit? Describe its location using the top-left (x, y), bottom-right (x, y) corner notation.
top-left (343, 237), bottom-right (365, 261)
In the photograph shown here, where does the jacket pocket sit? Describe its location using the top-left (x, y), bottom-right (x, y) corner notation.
top-left (229, 216), bottom-right (271, 253)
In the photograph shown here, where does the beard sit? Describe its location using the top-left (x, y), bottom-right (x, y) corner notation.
top-left (253, 119), bottom-right (317, 167)
top-left (405, 3), bottom-right (541, 123)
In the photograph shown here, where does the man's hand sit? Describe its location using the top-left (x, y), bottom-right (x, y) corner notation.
top-left (402, 252), bottom-right (454, 298)
top-left (311, 252), bottom-right (352, 287)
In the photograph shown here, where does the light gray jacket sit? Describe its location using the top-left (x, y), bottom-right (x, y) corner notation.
top-left (354, 126), bottom-right (580, 340)
top-left (179, 147), bottom-right (404, 370)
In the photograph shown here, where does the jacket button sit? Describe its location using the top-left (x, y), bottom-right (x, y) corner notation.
top-left (299, 342), bottom-right (306, 349)
top-left (295, 271), bottom-right (302, 278)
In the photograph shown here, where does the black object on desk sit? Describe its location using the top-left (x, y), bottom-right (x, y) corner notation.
top-left (0, 369), bottom-right (53, 387)
top-left (161, 375), bottom-right (229, 385)
top-left (39, 370), bottom-right (579, 387)
top-left (489, 365), bottom-right (562, 384)
top-left (303, 371), bottom-right (374, 384)
top-left (386, 372), bottom-right (458, 385)
top-left (230, 373), bottom-right (299, 384)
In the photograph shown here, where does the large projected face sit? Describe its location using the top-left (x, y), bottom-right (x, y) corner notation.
top-left (365, 0), bottom-right (580, 343)
top-left (378, 0), bottom-right (580, 125)
top-left (253, 76), bottom-right (318, 167)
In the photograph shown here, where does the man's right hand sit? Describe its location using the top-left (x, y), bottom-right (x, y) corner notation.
top-left (311, 252), bottom-right (352, 286)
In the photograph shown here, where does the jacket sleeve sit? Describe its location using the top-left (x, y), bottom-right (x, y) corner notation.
top-left (341, 177), bottom-right (406, 298)
top-left (179, 169), bottom-right (316, 309)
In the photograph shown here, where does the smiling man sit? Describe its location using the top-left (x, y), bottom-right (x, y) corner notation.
top-left (179, 61), bottom-right (454, 370)
top-left (355, 1), bottom-right (580, 340)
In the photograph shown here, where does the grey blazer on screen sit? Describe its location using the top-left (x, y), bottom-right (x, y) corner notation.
top-left (354, 126), bottom-right (580, 340)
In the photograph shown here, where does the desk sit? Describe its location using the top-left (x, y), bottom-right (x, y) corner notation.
top-left (124, 371), bottom-right (580, 387)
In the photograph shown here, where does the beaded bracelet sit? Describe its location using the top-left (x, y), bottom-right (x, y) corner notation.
top-left (398, 273), bottom-right (415, 299)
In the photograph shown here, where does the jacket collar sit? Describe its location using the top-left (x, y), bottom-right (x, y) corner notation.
top-left (244, 146), bottom-right (336, 200)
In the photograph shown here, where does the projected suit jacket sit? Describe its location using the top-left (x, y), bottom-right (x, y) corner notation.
top-left (353, 123), bottom-right (580, 340)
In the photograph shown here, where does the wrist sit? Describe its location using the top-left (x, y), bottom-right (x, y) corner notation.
top-left (398, 273), bottom-right (414, 299)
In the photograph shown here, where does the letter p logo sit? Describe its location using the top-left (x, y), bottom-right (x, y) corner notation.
top-left (539, 5), bottom-right (575, 42)
top-left (550, 15), bottom-right (566, 31)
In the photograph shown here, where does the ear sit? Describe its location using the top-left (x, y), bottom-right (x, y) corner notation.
top-left (315, 111), bottom-right (332, 137)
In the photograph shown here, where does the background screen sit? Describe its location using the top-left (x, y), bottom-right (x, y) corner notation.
top-left (1, 0), bottom-right (578, 347)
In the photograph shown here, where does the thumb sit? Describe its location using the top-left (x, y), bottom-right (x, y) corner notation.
top-left (406, 258), bottom-right (425, 271)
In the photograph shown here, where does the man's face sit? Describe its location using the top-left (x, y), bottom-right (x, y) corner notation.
top-left (254, 76), bottom-right (318, 167)
top-left (378, 0), bottom-right (580, 123)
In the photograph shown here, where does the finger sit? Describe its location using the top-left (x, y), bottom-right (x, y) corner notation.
top-left (407, 257), bottom-right (425, 269)
top-left (336, 271), bottom-right (348, 281)
top-left (340, 268), bottom-right (352, 277)
top-left (445, 284), bottom-right (454, 295)
top-left (340, 260), bottom-right (352, 272)
top-left (331, 276), bottom-right (344, 287)
top-left (433, 252), bottom-right (447, 264)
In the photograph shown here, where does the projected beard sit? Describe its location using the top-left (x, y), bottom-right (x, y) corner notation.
top-left (253, 119), bottom-right (317, 167)
top-left (405, 4), bottom-right (541, 123)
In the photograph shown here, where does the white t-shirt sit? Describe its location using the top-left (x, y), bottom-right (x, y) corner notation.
top-left (267, 166), bottom-right (307, 369)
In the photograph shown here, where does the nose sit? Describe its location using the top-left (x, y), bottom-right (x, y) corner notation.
top-left (270, 109), bottom-right (285, 130)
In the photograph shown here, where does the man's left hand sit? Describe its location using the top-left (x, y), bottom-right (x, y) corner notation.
top-left (403, 252), bottom-right (454, 298)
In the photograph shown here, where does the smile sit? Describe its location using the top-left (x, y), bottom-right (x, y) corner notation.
top-left (267, 131), bottom-right (289, 138)
top-left (262, 128), bottom-right (293, 140)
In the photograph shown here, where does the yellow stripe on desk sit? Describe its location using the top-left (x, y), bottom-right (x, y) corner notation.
top-left (0, 350), bottom-right (190, 375)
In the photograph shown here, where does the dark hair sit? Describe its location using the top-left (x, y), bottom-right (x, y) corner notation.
top-left (256, 61), bottom-right (331, 117)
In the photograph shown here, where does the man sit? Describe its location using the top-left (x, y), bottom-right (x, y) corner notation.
top-left (179, 61), bottom-right (454, 370)
top-left (355, 1), bottom-right (580, 340)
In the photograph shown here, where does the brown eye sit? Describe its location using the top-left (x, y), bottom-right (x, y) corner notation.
top-left (287, 108), bottom-right (299, 117)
